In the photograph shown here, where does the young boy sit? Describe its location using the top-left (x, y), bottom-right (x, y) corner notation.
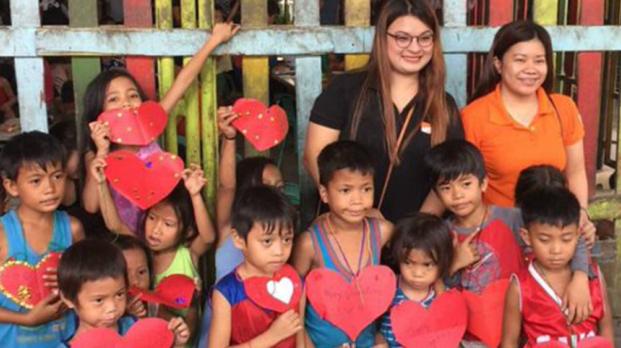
top-left (208, 185), bottom-right (304, 348)
top-left (293, 140), bottom-right (393, 347)
top-left (424, 140), bottom-right (592, 344)
top-left (502, 187), bottom-right (614, 347)
top-left (57, 239), bottom-right (189, 346)
top-left (0, 131), bottom-right (84, 347)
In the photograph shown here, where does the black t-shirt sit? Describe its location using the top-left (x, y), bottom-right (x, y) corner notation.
top-left (310, 71), bottom-right (464, 223)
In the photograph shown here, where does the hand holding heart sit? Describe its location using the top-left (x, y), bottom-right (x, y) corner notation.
top-left (24, 293), bottom-right (64, 326)
top-left (217, 106), bottom-right (238, 140)
top-left (182, 164), bottom-right (206, 197)
top-left (266, 309), bottom-right (302, 344)
top-left (89, 121), bottom-right (111, 156)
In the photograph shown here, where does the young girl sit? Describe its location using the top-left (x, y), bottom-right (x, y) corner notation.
top-left (82, 22), bottom-right (239, 234)
top-left (377, 213), bottom-right (455, 347)
top-left (91, 160), bottom-right (215, 339)
top-left (112, 234), bottom-right (153, 318)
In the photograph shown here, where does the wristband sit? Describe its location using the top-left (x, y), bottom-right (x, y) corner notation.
top-left (223, 134), bottom-right (236, 140)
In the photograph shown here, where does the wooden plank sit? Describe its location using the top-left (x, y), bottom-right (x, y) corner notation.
top-left (10, 0), bottom-right (47, 131)
top-left (241, 0), bottom-right (269, 157)
top-left (533, 0), bottom-right (559, 25)
top-left (445, 0), bottom-right (468, 107)
top-left (181, 0), bottom-right (201, 166)
top-left (198, 0), bottom-right (218, 214)
top-left (344, 0), bottom-right (369, 70)
top-left (155, 0), bottom-right (178, 154)
top-left (489, 0), bottom-right (513, 25)
top-left (295, 0), bottom-right (322, 225)
top-left (68, 0), bottom-right (100, 153)
top-left (124, 0), bottom-right (156, 101)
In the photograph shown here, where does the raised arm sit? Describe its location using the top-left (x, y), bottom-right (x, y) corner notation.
top-left (184, 165), bottom-right (216, 259)
top-left (90, 156), bottom-right (134, 236)
top-left (216, 107), bottom-right (238, 246)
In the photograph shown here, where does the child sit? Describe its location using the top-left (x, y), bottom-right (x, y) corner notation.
top-left (208, 185), bottom-right (304, 347)
top-left (91, 160), bottom-right (215, 336)
top-left (49, 120), bottom-right (79, 207)
top-left (0, 131), bottom-right (84, 347)
top-left (502, 187), bottom-right (614, 347)
top-left (377, 213), bottom-right (454, 347)
top-left (293, 140), bottom-right (393, 347)
top-left (82, 22), bottom-right (239, 234)
top-left (112, 234), bottom-right (153, 318)
top-left (424, 140), bottom-right (592, 343)
top-left (57, 239), bottom-right (190, 346)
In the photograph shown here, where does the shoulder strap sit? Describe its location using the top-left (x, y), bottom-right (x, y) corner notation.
top-left (1, 210), bottom-right (24, 259)
top-left (50, 210), bottom-right (72, 252)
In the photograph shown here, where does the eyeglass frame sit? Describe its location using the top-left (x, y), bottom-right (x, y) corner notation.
top-left (386, 31), bottom-right (435, 49)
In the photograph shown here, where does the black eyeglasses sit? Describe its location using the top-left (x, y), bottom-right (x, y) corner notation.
top-left (387, 31), bottom-right (434, 49)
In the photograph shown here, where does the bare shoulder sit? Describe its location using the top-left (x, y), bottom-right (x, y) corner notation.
top-left (69, 216), bottom-right (85, 242)
top-left (294, 230), bottom-right (315, 257)
top-left (0, 223), bottom-right (7, 261)
top-left (377, 218), bottom-right (394, 247)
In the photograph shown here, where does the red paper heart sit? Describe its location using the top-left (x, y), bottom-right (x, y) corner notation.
top-left (104, 150), bottom-right (184, 210)
top-left (305, 265), bottom-right (396, 340)
top-left (232, 98), bottom-right (289, 151)
top-left (244, 264), bottom-right (302, 313)
top-left (129, 274), bottom-right (196, 310)
top-left (390, 290), bottom-right (467, 348)
top-left (97, 101), bottom-right (168, 146)
top-left (532, 336), bottom-right (614, 348)
top-left (0, 252), bottom-right (61, 309)
top-left (71, 318), bottom-right (174, 348)
top-left (463, 278), bottom-right (510, 348)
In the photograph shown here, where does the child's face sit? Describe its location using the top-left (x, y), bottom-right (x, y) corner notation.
top-left (64, 276), bottom-right (127, 330)
top-left (319, 169), bottom-right (374, 225)
top-left (233, 223), bottom-right (294, 276)
top-left (521, 222), bottom-right (579, 271)
top-left (399, 248), bottom-right (439, 292)
top-left (144, 202), bottom-right (180, 252)
top-left (122, 248), bottom-right (150, 290)
top-left (435, 174), bottom-right (487, 219)
top-left (103, 77), bottom-right (142, 111)
top-left (3, 162), bottom-right (66, 213)
top-left (262, 164), bottom-right (284, 190)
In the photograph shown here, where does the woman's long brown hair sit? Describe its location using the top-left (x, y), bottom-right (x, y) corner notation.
top-left (349, 0), bottom-right (450, 165)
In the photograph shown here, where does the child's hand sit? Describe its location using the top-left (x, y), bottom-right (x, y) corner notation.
top-left (24, 293), bottom-right (64, 326)
top-left (42, 267), bottom-right (58, 291)
top-left (89, 121), bottom-right (110, 156)
top-left (217, 106), bottom-right (238, 140)
top-left (126, 295), bottom-right (147, 318)
top-left (89, 156), bottom-right (107, 184)
top-left (182, 164), bottom-right (206, 197)
top-left (210, 22), bottom-right (240, 44)
top-left (562, 271), bottom-right (592, 325)
top-left (579, 210), bottom-right (596, 248)
top-left (450, 230), bottom-right (481, 274)
top-left (168, 317), bottom-right (191, 347)
top-left (267, 309), bottom-right (302, 343)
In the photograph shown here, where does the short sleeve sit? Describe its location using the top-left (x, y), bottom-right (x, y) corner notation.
top-left (445, 93), bottom-right (464, 140)
top-left (309, 74), bottom-right (356, 130)
top-left (550, 94), bottom-right (585, 146)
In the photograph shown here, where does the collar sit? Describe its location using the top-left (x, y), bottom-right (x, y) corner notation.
top-left (528, 261), bottom-right (563, 306)
top-left (488, 84), bottom-right (556, 126)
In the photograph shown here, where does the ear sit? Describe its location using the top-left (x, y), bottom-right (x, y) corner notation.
top-left (231, 229), bottom-right (246, 251)
top-left (480, 177), bottom-right (489, 192)
top-left (493, 56), bottom-right (502, 75)
top-left (520, 228), bottom-right (531, 247)
top-left (60, 292), bottom-right (76, 310)
top-left (318, 185), bottom-right (329, 204)
top-left (2, 178), bottom-right (18, 198)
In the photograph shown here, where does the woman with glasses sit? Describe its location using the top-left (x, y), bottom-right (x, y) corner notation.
top-left (303, 0), bottom-right (463, 223)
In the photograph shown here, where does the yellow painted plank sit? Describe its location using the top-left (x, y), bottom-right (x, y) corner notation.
top-left (533, 0), bottom-right (559, 25)
top-left (155, 0), bottom-right (178, 154)
top-left (182, 0), bottom-right (201, 166)
top-left (344, 0), bottom-right (370, 70)
top-left (241, 0), bottom-right (269, 156)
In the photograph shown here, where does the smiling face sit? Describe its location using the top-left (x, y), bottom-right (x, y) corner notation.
top-left (385, 15), bottom-right (435, 77)
top-left (103, 76), bottom-right (143, 111)
top-left (494, 39), bottom-right (548, 97)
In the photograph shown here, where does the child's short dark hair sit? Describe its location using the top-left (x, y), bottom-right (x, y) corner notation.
top-left (110, 234), bottom-right (153, 288)
top-left (388, 213), bottom-right (453, 279)
top-left (58, 239), bottom-right (127, 304)
top-left (317, 140), bottom-right (374, 187)
top-left (50, 120), bottom-right (78, 154)
top-left (231, 185), bottom-right (294, 240)
top-left (0, 131), bottom-right (67, 181)
top-left (424, 139), bottom-right (486, 187)
top-left (520, 186), bottom-right (580, 229)
top-left (515, 165), bottom-right (566, 207)
top-left (236, 156), bottom-right (278, 194)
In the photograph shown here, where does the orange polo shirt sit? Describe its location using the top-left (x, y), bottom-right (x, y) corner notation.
top-left (461, 85), bottom-right (584, 207)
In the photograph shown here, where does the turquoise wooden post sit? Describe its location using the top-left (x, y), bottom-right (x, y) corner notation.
top-left (444, 0), bottom-right (468, 107)
top-left (10, 0), bottom-right (47, 132)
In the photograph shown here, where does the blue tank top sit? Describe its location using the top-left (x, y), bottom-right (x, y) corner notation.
top-left (0, 210), bottom-right (73, 347)
top-left (57, 312), bottom-right (136, 347)
top-left (305, 217), bottom-right (382, 348)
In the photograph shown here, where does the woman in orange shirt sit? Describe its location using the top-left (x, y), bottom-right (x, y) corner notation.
top-left (462, 21), bottom-right (596, 325)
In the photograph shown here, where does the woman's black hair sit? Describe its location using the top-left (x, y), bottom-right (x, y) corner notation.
top-left (388, 213), bottom-right (454, 279)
